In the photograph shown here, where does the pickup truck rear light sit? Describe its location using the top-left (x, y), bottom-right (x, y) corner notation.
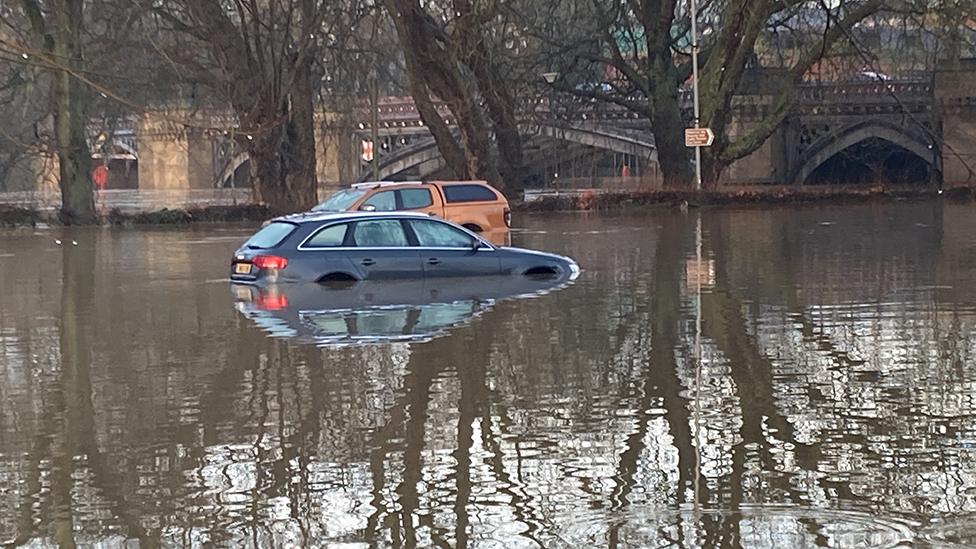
top-left (504, 208), bottom-right (512, 227)
top-left (252, 255), bottom-right (289, 270)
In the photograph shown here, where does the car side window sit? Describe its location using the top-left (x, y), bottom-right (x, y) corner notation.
top-left (399, 188), bottom-right (433, 209)
top-left (409, 219), bottom-right (475, 248)
top-left (441, 184), bottom-right (498, 203)
top-left (305, 223), bottom-right (348, 248)
top-left (352, 220), bottom-right (410, 247)
top-left (362, 190), bottom-right (396, 211)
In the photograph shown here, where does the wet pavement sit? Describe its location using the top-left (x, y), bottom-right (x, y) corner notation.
top-left (2, 201), bottom-right (976, 547)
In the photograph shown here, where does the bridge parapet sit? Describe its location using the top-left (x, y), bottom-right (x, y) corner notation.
top-left (797, 82), bottom-right (934, 111)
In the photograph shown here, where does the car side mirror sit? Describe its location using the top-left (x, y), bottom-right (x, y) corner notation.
top-left (360, 204), bottom-right (376, 212)
top-left (471, 239), bottom-right (482, 251)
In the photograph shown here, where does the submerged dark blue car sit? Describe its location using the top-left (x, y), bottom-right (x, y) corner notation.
top-left (230, 211), bottom-right (580, 284)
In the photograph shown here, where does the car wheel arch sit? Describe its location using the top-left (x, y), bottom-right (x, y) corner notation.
top-left (317, 272), bottom-right (359, 284)
top-left (523, 266), bottom-right (559, 277)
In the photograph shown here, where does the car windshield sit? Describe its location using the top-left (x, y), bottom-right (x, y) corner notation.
top-left (313, 189), bottom-right (367, 211)
top-left (243, 222), bottom-right (296, 249)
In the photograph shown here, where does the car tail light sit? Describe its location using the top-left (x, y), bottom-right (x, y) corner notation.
top-left (252, 255), bottom-right (288, 270)
top-left (504, 208), bottom-right (512, 227)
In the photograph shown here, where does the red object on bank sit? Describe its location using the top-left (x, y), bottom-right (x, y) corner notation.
top-left (91, 165), bottom-right (109, 190)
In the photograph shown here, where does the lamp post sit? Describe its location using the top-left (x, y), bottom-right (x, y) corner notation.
top-left (542, 72), bottom-right (559, 187)
top-left (690, 0), bottom-right (702, 190)
top-left (370, 69), bottom-right (379, 181)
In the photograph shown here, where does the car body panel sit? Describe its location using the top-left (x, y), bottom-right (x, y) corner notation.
top-left (420, 248), bottom-right (502, 277)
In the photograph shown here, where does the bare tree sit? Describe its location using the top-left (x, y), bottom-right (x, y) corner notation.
top-left (18, 0), bottom-right (95, 222)
top-left (383, 0), bottom-right (527, 196)
top-left (541, 0), bottom-right (887, 188)
top-left (148, 0), bottom-right (362, 213)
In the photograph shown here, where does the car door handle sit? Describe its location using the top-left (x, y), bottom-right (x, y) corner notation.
top-left (361, 258), bottom-right (376, 266)
top-left (426, 258), bottom-right (441, 265)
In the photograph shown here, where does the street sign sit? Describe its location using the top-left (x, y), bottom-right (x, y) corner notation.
top-left (685, 127), bottom-right (715, 147)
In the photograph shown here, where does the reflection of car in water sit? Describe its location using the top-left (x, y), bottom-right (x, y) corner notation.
top-left (233, 274), bottom-right (575, 345)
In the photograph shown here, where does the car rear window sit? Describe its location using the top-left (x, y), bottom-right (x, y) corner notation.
top-left (244, 222), bottom-right (296, 249)
top-left (441, 184), bottom-right (498, 203)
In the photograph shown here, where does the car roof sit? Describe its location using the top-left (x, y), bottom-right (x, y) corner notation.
top-left (350, 180), bottom-right (494, 190)
top-left (273, 210), bottom-right (434, 225)
top-left (350, 180), bottom-right (424, 190)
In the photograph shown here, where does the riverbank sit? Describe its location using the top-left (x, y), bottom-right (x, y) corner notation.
top-left (518, 184), bottom-right (976, 212)
top-left (0, 204), bottom-right (271, 228)
top-left (2, 185), bottom-right (973, 227)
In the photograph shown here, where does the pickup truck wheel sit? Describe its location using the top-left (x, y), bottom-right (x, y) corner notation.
top-left (462, 223), bottom-right (483, 232)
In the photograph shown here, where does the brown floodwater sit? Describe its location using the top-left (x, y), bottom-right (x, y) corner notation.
top-left (2, 202), bottom-right (976, 548)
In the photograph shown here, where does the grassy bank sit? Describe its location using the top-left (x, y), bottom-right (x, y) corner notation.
top-left (0, 204), bottom-right (271, 228)
top-left (515, 185), bottom-right (976, 212)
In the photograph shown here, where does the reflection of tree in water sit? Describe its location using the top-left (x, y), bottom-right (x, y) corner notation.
top-left (707, 204), bottom-right (976, 517)
top-left (4, 233), bottom-right (154, 547)
top-left (8, 207), bottom-right (976, 546)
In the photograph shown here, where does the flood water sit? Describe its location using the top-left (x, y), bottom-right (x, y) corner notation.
top-left (2, 201), bottom-right (976, 548)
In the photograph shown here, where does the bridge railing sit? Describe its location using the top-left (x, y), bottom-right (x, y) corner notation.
top-left (355, 82), bottom-right (934, 130)
top-left (796, 81), bottom-right (932, 104)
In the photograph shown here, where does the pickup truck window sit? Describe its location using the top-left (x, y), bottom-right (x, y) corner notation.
top-left (313, 189), bottom-right (366, 211)
top-left (442, 184), bottom-right (498, 203)
top-left (400, 188), bottom-right (434, 209)
top-left (362, 190), bottom-right (397, 211)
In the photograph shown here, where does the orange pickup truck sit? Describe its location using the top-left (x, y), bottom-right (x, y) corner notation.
top-left (313, 180), bottom-right (511, 234)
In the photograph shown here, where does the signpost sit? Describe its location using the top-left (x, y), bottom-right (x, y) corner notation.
top-left (685, 127), bottom-right (715, 148)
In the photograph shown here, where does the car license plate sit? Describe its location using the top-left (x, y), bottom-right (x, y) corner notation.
top-left (235, 263), bottom-right (252, 275)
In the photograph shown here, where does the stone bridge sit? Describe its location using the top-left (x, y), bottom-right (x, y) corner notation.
top-left (357, 74), bottom-right (971, 188)
top-left (8, 63), bottom-right (976, 201)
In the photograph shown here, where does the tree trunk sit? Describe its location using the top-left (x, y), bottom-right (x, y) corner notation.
top-left (700, 148), bottom-right (726, 189)
top-left (651, 109), bottom-right (694, 188)
top-left (53, 73), bottom-right (94, 224)
top-left (244, 70), bottom-right (318, 215)
top-left (384, 0), bottom-right (519, 197)
top-left (645, 40), bottom-right (693, 188)
top-left (52, 0), bottom-right (95, 224)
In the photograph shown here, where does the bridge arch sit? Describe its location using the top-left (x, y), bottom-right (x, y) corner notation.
top-left (109, 136), bottom-right (138, 158)
top-left (791, 120), bottom-right (937, 185)
top-left (361, 122), bottom-right (656, 182)
top-left (217, 152), bottom-right (251, 188)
